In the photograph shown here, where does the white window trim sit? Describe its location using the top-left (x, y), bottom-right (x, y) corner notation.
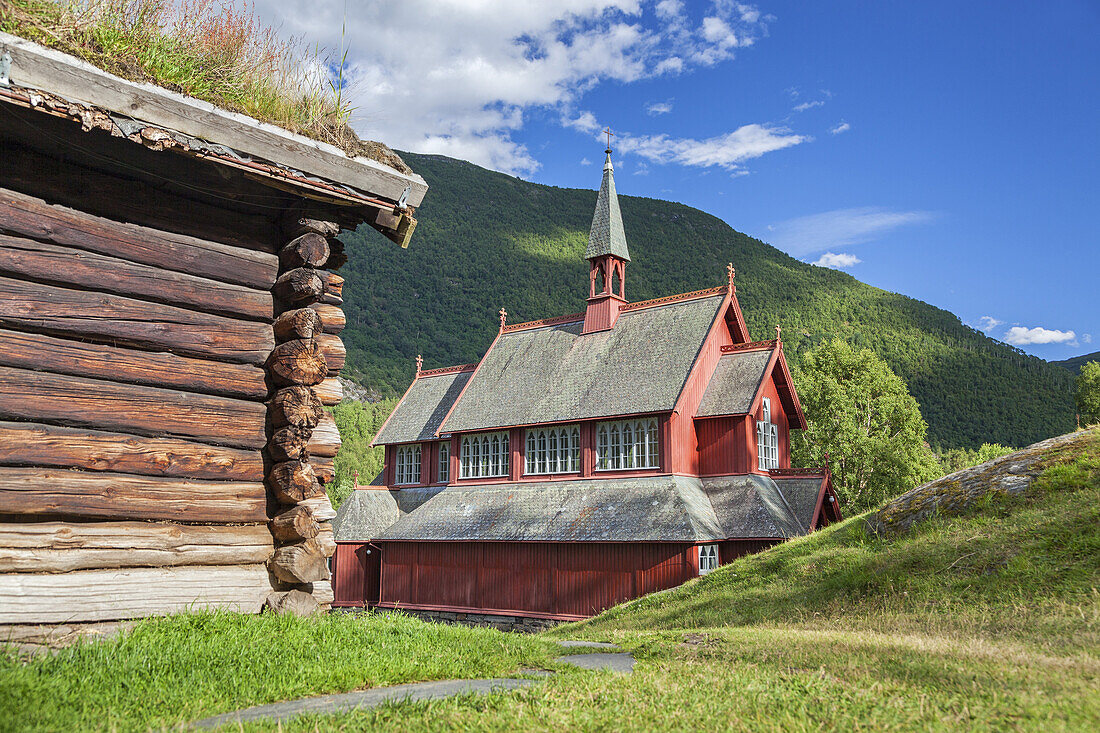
top-left (757, 397), bottom-right (779, 470)
top-left (596, 418), bottom-right (659, 471)
top-left (699, 544), bottom-right (719, 575)
top-left (524, 425), bottom-right (581, 475)
top-left (437, 441), bottom-right (450, 483)
top-left (459, 431), bottom-right (510, 479)
top-left (394, 444), bottom-right (422, 485)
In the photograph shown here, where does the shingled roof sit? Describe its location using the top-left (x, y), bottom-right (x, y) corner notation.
top-left (585, 150), bottom-right (630, 261)
top-left (373, 368), bottom-right (473, 444)
top-left (772, 475), bottom-right (827, 530)
top-left (440, 293), bottom-right (725, 433)
top-left (696, 347), bottom-right (774, 417)
top-left (333, 473), bottom-right (805, 543)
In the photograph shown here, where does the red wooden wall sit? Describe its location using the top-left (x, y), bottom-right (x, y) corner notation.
top-left (377, 542), bottom-right (695, 618)
top-left (332, 543), bottom-right (380, 607)
top-left (696, 416), bottom-right (751, 475)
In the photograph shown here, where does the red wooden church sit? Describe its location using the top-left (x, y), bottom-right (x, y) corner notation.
top-left (333, 147), bottom-right (841, 623)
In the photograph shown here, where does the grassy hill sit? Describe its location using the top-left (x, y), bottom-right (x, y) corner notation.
top-left (1053, 350), bottom-right (1100, 374)
top-left (310, 429), bottom-right (1100, 730)
top-left (337, 152), bottom-right (1075, 449)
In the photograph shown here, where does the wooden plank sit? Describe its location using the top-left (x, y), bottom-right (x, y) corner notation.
top-left (0, 276), bottom-right (274, 364)
top-left (0, 522), bottom-right (273, 573)
top-left (317, 333), bottom-right (346, 373)
top-left (0, 187), bottom-right (278, 289)
top-left (307, 413), bottom-right (342, 458)
top-left (310, 303), bottom-right (346, 334)
top-left (0, 564), bottom-right (273, 624)
top-left (0, 234), bottom-right (273, 320)
top-left (0, 367), bottom-right (267, 449)
top-left (314, 377), bottom-right (344, 406)
top-left (0, 32), bottom-right (428, 207)
top-left (0, 141), bottom-right (278, 252)
top-left (0, 329), bottom-right (268, 400)
top-left (0, 421), bottom-right (264, 481)
top-left (0, 467), bottom-right (267, 523)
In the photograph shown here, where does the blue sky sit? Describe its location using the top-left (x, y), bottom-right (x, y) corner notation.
top-left (258, 1), bottom-right (1098, 361)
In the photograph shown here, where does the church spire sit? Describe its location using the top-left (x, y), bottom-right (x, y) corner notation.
top-left (586, 136), bottom-right (631, 262)
top-left (583, 130), bottom-right (630, 334)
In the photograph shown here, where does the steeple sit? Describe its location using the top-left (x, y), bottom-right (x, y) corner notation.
top-left (583, 130), bottom-right (630, 334)
top-left (586, 147), bottom-right (631, 262)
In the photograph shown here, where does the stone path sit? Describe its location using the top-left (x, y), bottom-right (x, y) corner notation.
top-left (192, 640), bottom-right (632, 729)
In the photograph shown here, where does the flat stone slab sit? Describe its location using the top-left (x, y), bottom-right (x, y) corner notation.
top-left (192, 678), bottom-right (538, 729)
top-left (557, 640), bottom-right (622, 650)
top-left (555, 652), bottom-right (635, 673)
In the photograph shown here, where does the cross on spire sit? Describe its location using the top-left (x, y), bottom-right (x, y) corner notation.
top-left (499, 307), bottom-right (508, 332)
top-left (603, 126), bottom-right (614, 153)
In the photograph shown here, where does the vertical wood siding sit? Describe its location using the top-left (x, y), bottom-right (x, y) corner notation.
top-left (696, 416), bottom-right (750, 474)
top-left (376, 541), bottom-right (695, 617)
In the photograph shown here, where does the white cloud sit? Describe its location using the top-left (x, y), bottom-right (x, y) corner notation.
top-left (830, 121), bottom-right (850, 135)
top-left (646, 101), bottom-right (673, 115)
top-left (1003, 326), bottom-right (1078, 346)
top-left (1084, 334), bottom-right (1093, 344)
top-left (616, 124), bottom-right (807, 172)
top-left (977, 316), bottom-right (1003, 332)
top-left (813, 252), bottom-right (861, 268)
top-left (767, 207), bottom-right (934, 256)
top-left (563, 110), bottom-right (601, 134)
top-left (580, 157), bottom-right (593, 165)
top-left (248, 0), bottom-right (771, 175)
top-left (793, 100), bottom-right (824, 112)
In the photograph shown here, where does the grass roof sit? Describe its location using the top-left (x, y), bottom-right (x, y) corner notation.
top-left (0, 0), bottom-right (411, 174)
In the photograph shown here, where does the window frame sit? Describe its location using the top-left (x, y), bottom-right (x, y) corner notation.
top-left (595, 418), bottom-right (660, 472)
top-left (523, 425), bottom-right (581, 476)
top-left (437, 441), bottom-right (450, 483)
top-left (459, 431), bottom-right (510, 479)
top-left (394, 443), bottom-right (422, 486)
top-left (757, 397), bottom-right (779, 470)
top-left (698, 544), bottom-right (719, 574)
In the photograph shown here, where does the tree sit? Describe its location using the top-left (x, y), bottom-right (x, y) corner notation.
top-left (792, 339), bottom-right (940, 512)
top-left (1077, 361), bottom-right (1100, 425)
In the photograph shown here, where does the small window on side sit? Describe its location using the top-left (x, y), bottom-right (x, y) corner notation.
top-left (699, 544), bottom-right (719, 575)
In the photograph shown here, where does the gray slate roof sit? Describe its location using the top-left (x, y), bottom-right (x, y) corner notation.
top-left (332, 474), bottom-right (806, 543)
top-left (333, 485), bottom-right (444, 542)
top-left (772, 476), bottom-right (825, 530)
top-left (696, 348), bottom-right (773, 417)
top-left (441, 294), bottom-right (724, 433)
top-left (373, 369), bottom-right (472, 444)
top-left (585, 152), bottom-right (630, 261)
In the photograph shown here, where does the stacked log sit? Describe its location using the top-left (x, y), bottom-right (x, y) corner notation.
top-left (265, 207), bottom-right (344, 596)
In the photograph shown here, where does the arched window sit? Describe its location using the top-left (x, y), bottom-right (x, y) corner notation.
top-left (461, 431), bottom-right (510, 479)
top-left (524, 425), bottom-right (581, 475)
top-left (437, 442), bottom-right (450, 483)
top-left (757, 397), bottom-right (779, 470)
top-left (595, 419), bottom-right (660, 471)
top-left (394, 444), bottom-right (421, 485)
top-left (698, 544), bottom-right (719, 574)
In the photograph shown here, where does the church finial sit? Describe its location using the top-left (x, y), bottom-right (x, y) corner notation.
top-left (499, 307), bottom-right (508, 332)
top-left (415, 354), bottom-right (423, 376)
top-left (727, 263), bottom-right (736, 295)
top-left (775, 324), bottom-right (782, 342)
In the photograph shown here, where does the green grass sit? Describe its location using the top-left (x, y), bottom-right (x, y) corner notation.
top-left (0, 610), bottom-right (557, 731)
top-left (0, 0), bottom-right (385, 158)
top-left (3, 434), bottom-right (1096, 731)
top-left (263, 432), bottom-right (1100, 731)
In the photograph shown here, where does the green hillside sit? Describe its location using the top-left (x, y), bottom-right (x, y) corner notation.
top-left (1053, 350), bottom-right (1100, 374)
top-left (337, 152), bottom-right (1075, 449)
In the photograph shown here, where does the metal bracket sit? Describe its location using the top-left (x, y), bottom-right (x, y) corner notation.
top-left (0, 51), bottom-right (11, 87)
top-left (396, 184), bottom-right (411, 210)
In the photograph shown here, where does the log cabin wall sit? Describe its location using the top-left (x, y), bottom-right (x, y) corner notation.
top-left (0, 102), bottom-right (350, 623)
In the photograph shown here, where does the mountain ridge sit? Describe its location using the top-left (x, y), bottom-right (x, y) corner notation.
top-left (334, 151), bottom-right (1075, 449)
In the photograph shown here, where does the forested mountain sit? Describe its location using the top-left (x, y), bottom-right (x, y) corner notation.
top-left (1053, 351), bottom-right (1100, 375)
top-left (336, 152), bottom-right (1075, 450)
